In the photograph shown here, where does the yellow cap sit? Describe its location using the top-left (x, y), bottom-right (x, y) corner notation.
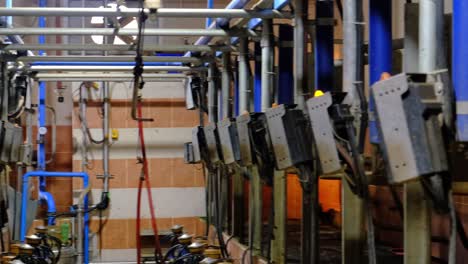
top-left (314, 90), bottom-right (325, 97)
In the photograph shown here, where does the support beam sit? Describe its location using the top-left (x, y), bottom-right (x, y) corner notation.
top-left (0, 7), bottom-right (291, 19)
top-left (33, 73), bottom-right (187, 82)
top-left (27, 65), bottom-right (206, 72)
top-left (3, 44), bottom-right (234, 52)
top-left (271, 170), bottom-right (287, 264)
top-left (0, 27), bottom-right (256, 37)
top-left (17, 56), bottom-right (206, 64)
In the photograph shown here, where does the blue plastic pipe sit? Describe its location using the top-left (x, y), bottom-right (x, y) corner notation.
top-left (315, 0), bottom-right (334, 92)
top-left (454, 0), bottom-right (468, 141)
top-left (254, 42), bottom-right (262, 112)
top-left (278, 24), bottom-right (294, 105)
top-left (5, 0), bottom-right (12, 27)
top-left (369, 0), bottom-right (392, 144)
top-left (20, 171), bottom-right (90, 264)
top-left (207, 0), bottom-right (214, 28)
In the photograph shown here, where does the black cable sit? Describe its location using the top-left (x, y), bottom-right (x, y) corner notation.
top-left (456, 210), bottom-right (468, 249)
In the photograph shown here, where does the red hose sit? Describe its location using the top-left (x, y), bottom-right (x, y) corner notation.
top-left (136, 99), bottom-right (162, 263)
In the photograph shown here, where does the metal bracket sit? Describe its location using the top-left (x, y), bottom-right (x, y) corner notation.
top-left (265, 105), bottom-right (293, 170)
top-left (191, 126), bottom-right (202, 163)
top-left (236, 113), bottom-right (253, 166)
top-left (218, 118), bottom-right (240, 165)
top-left (203, 122), bottom-right (221, 164)
top-left (306, 93), bottom-right (341, 174)
top-left (372, 74), bottom-right (419, 183)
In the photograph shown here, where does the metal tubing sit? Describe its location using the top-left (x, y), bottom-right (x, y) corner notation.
top-left (221, 53), bottom-right (231, 119)
top-left (0, 7), bottom-right (290, 19)
top-left (216, 0), bottom-right (251, 27)
top-left (261, 19), bottom-right (274, 112)
top-left (34, 73), bottom-right (187, 82)
top-left (207, 0), bottom-right (214, 28)
top-left (369, 0), bottom-right (392, 144)
top-left (0, 28), bottom-right (245, 37)
top-left (342, 0), bottom-right (366, 262)
top-left (238, 37), bottom-right (250, 113)
top-left (18, 56), bottom-right (204, 64)
top-left (20, 171), bottom-right (90, 263)
top-left (419, 0), bottom-right (444, 72)
top-left (102, 84), bottom-right (110, 193)
top-left (293, 0), bottom-right (308, 109)
top-left (28, 65), bottom-right (205, 72)
top-left (3, 44), bottom-right (234, 52)
top-left (193, 0), bottom-right (252, 49)
top-left (454, 0), bottom-right (468, 141)
top-left (315, 0), bottom-right (334, 92)
top-left (208, 63), bottom-right (218, 123)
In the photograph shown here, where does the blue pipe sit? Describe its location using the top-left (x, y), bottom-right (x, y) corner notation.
top-left (5, 0), bottom-right (12, 27)
top-left (254, 42), bottom-right (262, 112)
top-left (454, 0), bottom-right (468, 141)
top-left (39, 191), bottom-right (57, 225)
top-left (315, 0), bottom-right (334, 92)
top-left (278, 24), bottom-right (294, 105)
top-left (207, 0), bottom-right (214, 29)
top-left (216, 0), bottom-right (251, 28)
top-left (31, 61), bottom-right (183, 67)
top-left (20, 171), bottom-right (90, 264)
top-left (369, 0), bottom-right (392, 144)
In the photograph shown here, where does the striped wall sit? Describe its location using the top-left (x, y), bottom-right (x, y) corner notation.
top-left (72, 80), bottom-right (206, 262)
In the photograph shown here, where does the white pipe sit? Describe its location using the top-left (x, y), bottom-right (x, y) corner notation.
top-left (0, 7), bottom-right (291, 19)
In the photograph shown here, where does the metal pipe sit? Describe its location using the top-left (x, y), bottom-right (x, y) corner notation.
top-left (216, 0), bottom-right (251, 28)
top-left (28, 65), bottom-right (205, 72)
top-left (3, 44), bottom-right (234, 52)
top-left (193, 0), bottom-right (252, 49)
top-left (0, 27), bottom-right (250, 37)
top-left (238, 37), bottom-right (250, 113)
top-left (207, 0), bottom-right (214, 27)
top-left (454, 0), bottom-right (468, 141)
top-left (5, 0), bottom-right (12, 28)
top-left (261, 19), bottom-right (274, 112)
top-left (18, 56), bottom-right (205, 64)
top-left (208, 63), bottom-right (218, 123)
top-left (221, 53), bottom-right (231, 119)
top-left (293, 0), bottom-right (308, 109)
top-left (369, 0), bottom-right (392, 144)
top-left (20, 171), bottom-right (90, 263)
top-left (315, 0), bottom-right (334, 92)
top-left (0, 7), bottom-right (290, 19)
top-left (34, 73), bottom-right (187, 82)
top-left (419, 0), bottom-right (444, 72)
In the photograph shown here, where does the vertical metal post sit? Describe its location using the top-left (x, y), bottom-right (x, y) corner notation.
top-left (342, 0), bottom-right (366, 262)
top-left (238, 37), bottom-right (250, 113)
top-left (208, 63), bottom-right (218, 123)
top-left (221, 53), bottom-right (231, 119)
top-left (261, 19), bottom-right (274, 111)
top-left (293, 0), bottom-right (308, 110)
top-left (369, 0), bottom-right (392, 144)
top-left (102, 0), bottom-right (110, 194)
top-left (454, 0), bottom-right (468, 141)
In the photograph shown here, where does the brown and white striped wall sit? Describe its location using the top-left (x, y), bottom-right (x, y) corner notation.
top-left (71, 80), bottom-right (206, 262)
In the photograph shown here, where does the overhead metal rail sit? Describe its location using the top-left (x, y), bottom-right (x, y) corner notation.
top-left (0, 28), bottom-right (257, 37)
top-left (1, 44), bottom-right (234, 52)
top-left (34, 73), bottom-right (187, 82)
top-left (17, 56), bottom-right (207, 64)
top-left (0, 7), bottom-right (291, 19)
top-left (27, 65), bottom-right (206, 72)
